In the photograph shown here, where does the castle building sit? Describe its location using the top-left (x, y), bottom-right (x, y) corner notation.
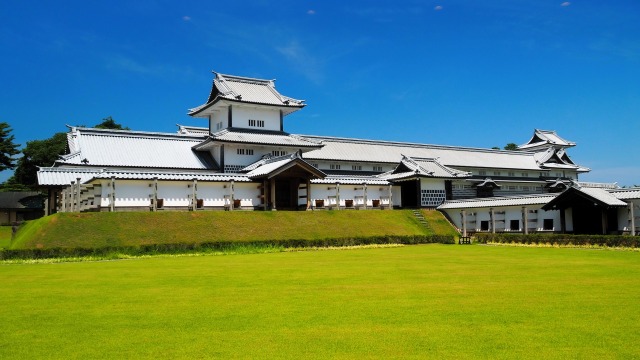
top-left (37, 72), bottom-right (639, 235)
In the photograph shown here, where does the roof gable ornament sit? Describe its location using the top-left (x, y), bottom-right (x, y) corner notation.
top-left (519, 129), bottom-right (576, 151)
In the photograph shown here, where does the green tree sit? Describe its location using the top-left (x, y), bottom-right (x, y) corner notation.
top-left (0, 176), bottom-right (31, 192)
top-left (11, 132), bottom-right (68, 189)
top-left (2, 117), bottom-right (129, 190)
top-left (503, 143), bottom-right (519, 151)
top-left (0, 122), bottom-right (21, 171)
top-left (95, 116), bottom-right (129, 130)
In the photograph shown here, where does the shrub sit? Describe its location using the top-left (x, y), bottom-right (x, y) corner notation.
top-left (0, 235), bottom-right (455, 260)
top-left (474, 233), bottom-right (640, 248)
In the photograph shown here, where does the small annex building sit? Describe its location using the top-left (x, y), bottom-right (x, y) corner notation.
top-left (0, 191), bottom-right (45, 224)
top-left (37, 72), bottom-right (640, 235)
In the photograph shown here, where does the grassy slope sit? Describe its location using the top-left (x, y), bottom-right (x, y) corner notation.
top-left (1, 245), bottom-right (638, 359)
top-left (0, 226), bottom-right (11, 249)
top-left (11, 210), bottom-right (456, 250)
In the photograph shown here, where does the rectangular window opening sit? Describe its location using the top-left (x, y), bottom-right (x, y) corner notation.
top-left (480, 220), bottom-right (489, 231)
top-left (248, 119), bottom-right (265, 127)
top-left (510, 220), bottom-right (520, 231)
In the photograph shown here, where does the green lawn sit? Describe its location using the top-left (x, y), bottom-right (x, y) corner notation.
top-left (1, 245), bottom-right (639, 359)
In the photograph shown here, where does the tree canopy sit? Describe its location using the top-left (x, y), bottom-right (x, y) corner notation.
top-left (503, 143), bottom-right (519, 151)
top-left (95, 116), bottom-right (129, 130)
top-left (1, 117), bottom-right (128, 190)
top-left (0, 122), bottom-right (20, 172)
top-left (9, 132), bottom-right (68, 189)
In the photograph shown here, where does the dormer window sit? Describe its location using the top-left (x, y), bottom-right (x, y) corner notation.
top-left (249, 119), bottom-right (264, 127)
top-left (272, 150), bottom-right (286, 157)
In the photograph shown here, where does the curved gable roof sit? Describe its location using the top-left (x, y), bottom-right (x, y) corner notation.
top-left (189, 72), bottom-right (305, 117)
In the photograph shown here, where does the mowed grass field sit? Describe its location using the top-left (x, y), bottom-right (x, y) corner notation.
top-left (2, 245), bottom-right (639, 359)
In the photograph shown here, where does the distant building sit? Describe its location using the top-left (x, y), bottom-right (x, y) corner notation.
top-left (37, 72), bottom-right (639, 235)
top-left (0, 191), bottom-right (45, 224)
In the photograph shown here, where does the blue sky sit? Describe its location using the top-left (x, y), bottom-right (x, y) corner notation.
top-left (1, 1), bottom-right (639, 185)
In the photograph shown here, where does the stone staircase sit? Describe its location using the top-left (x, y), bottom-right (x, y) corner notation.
top-left (412, 210), bottom-right (429, 227)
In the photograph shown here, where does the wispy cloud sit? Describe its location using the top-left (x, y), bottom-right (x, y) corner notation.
top-left (276, 40), bottom-right (324, 83)
top-left (589, 36), bottom-right (640, 62)
top-left (105, 54), bottom-right (194, 79)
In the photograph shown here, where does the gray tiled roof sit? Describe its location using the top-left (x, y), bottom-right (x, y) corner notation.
top-left (311, 175), bottom-right (390, 185)
top-left (0, 192), bottom-right (44, 209)
top-left (204, 128), bottom-right (323, 148)
top-left (189, 73), bottom-right (305, 116)
top-left (89, 171), bottom-right (250, 182)
top-left (59, 127), bottom-right (217, 170)
top-left (578, 187), bottom-right (628, 206)
top-left (519, 129), bottom-right (576, 150)
top-left (300, 135), bottom-right (547, 170)
top-left (386, 156), bottom-right (471, 180)
top-left (609, 188), bottom-right (640, 200)
top-left (245, 152), bottom-right (325, 179)
top-left (38, 167), bottom-right (105, 186)
top-left (37, 167), bottom-right (250, 186)
top-left (438, 194), bottom-right (557, 210)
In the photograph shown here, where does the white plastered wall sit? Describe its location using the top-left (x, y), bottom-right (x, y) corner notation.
top-left (441, 205), bottom-right (563, 233)
top-left (617, 199), bottom-right (640, 233)
top-left (233, 107), bottom-right (281, 131)
top-left (309, 184), bottom-right (399, 208)
top-left (100, 179), bottom-right (261, 209)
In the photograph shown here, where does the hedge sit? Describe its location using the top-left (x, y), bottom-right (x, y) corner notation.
top-left (0, 234), bottom-right (455, 260)
top-left (475, 233), bottom-right (640, 248)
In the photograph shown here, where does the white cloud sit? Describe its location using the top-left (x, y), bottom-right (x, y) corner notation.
top-left (105, 54), bottom-right (193, 80)
top-left (276, 41), bottom-right (324, 83)
top-left (434, 5), bottom-right (443, 11)
top-left (182, 16), bottom-right (191, 21)
top-left (307, 10), bottom-right (315, 15)
top-left (561, 2), bottom-right (571, 6)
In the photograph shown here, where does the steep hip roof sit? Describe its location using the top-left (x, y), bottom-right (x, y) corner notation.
top-left (518, 129), bottom-right (576, 150)
top-left (188, 72), bottom-right (305, 117)
top-left (385, 156), bottom-right (471, 181)
top-left (542, 185), bottom-right (628, 210)
top-left (244, 151), bottom-right (326, 180)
